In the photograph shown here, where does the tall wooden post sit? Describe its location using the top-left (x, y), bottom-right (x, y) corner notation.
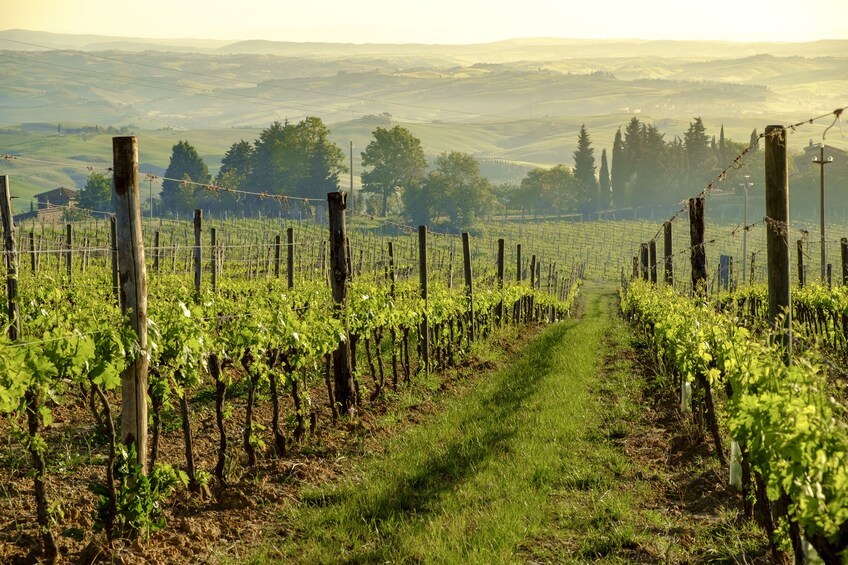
top-left (640, 243), bottom-right (649, 281)
top-left (153, 231), bottom-right (160, 274)
top-left (496, 238), bottom-right (504, 325)
top-left (65, 223), bottom-right (73, 282)
top-left (664, 220), bottom-right (673, 285)
top-left (516, 243), bottom-right (522, 282)
top-left (462, 232), bottom-right (475, 342)
top-left (418, 225), bottom-right (430, 377)
top-left (211, 227), bottom-right (218, 293)
top-left (193, 210), bottom-right (202, 296)
top-left (286, 227), bottom-right (294, 289)
top-left (764, 125), bottom-right (791, 355)
top-left (0, 176), bottom-right (20, 340)
top-left (327, 192), bottom-right (355, 414)
top-left (530, 254), bottom-right (537, 288)
top-left (274, 234), bottom-right (281, 278)
top-left (796, 240), bottom-right (805, 288)
top-left (649, 240), bottom-right (658, 284)
top-left (689, 196), bottom-right (707, 293)
top-left (841, 237), bottom-right (848, 285)
top-left (29, 231), bottom-right (36, 273)
top-left (112, 136), bottom-right (148, 471)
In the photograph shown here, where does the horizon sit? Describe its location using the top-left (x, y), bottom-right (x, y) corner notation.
top-left (5, 0), bottom-right (847, 45)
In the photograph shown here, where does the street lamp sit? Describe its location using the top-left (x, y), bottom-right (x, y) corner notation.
top-left (741, 174), bottom-right (752, 284)
top-left (813, 144), bottom-right (833, 283)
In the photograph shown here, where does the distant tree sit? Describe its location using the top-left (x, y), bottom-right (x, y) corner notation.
top-left (683, 117), bottom-right (715, 193)
top-left (621, 117), bottom-right (643, 207)
top-left (749, 129), bottom-right (759, 150)
top-left (572, 124), bottom-right (598, 213)
top-left (633, 124), bottom-right (668, 205)
top-left (161, 140), bottom-right (210, 216)
top-left (361, 126), bottom-right (427, 217)
top-left (79, 171), bottom-right (113, 212)
top-left (718, 124), bottom-right (726, 165)
top-left (247, 118), bottom-right (345, 206)
top-left (598, 148), bottom-right (610, 210)
top-left (520, 164), bottom-right (575, 217)
top-left (610, 128), bottom-right (625, 208)
top-left (197, 140), bottom-right (254, 213)
top-left (425, 152), bottom-right (491, 227)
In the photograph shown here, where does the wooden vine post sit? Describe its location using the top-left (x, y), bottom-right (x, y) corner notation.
top-left (765, 124), bottom-right (792, 356)
top-left (193, 209), bottom-right (202, 296)
top-left (327, 192), bottom-right (356, 414)
top-left (796, 239), bottom-right (805, 288)
top-left (462, 232), bottom-right (475, 342)
top-left (663, 220), bottom-right (673, 286)
top-left (211, 227), bottom-right (218, 293)
top-left (286, 226), bottom-right (294, 290)
top-left (649, 240), bottom-right (657, 284)
top-left (112, 136), bottom-right (149, 471)
top-left (65, 223), bottom-right (73, 282)
top-left (640, 243), bottom-right (649, 281)
top-left (689, 196), bottom-right (706, 293)
top-left (418, 225), bottom-right (430, 377)
top-left (496, 238), bottom-right (505, 325)
top-left (841, 237), bottom-right (848, 285)
top-left (1, 176), bottom-right (20, 339)
top-left (110, 216), bottom-right (119, 300)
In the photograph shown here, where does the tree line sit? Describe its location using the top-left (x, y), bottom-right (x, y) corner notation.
top-left (79, 115), bottom-right (766, 228)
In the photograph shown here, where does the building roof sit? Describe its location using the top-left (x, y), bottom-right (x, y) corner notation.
top-left (35, 187), bottom-right (80, 200)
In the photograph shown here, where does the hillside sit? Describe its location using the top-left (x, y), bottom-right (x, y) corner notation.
top-left (1, 29), bottom-right (846, 210)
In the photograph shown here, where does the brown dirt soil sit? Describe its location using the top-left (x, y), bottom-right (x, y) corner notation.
top-left (0, 324), bottom-right (539, 564)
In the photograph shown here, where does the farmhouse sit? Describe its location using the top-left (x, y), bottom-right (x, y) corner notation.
top-left (13, 186), bottom-right (79, 223)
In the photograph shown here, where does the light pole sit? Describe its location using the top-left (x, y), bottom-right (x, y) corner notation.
top-left (741, 174), bottom-right (752, 284)
top-left (813, 143), bottom-right (833, 283)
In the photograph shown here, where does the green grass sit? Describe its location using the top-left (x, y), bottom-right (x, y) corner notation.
top-left (237, 284), bottom-right (621, 562)
top-left (228, 282), bottom-right (770, 564)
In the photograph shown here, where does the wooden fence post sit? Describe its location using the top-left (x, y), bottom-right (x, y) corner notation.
top-left (274, 234), bottom-right (281, 279)
top-left (327, 192), bottom-right (355, 414)
top-left (689, 196), bottom-right (707, 293)
top-left (65, 223), bottom-right (73, 283)
top-left (649, 240), bottom-right (658, 284)
top-left (287, 227), bottom-right (294, 290)
top-left (841, 237), bottom-right (848, 285)
top-left (496, 238), bottom-right (504, 325)
top-left (193, 209), bottom-right (202, 296)
top-left (462, 232), bottom-right (475, 343)
top-left (211, 227), bottom-right (218, 293)
top-left (1, 176), bottom-right (20, 340)
top-left (796, 239), bottom-right (804, 288)
top-left (112, 136), bottom-right (149, 471)
top-left (418, 225), bottom-right (430, 377)
top-left (153, 231), bottom-right (160, 274)
top-left (664, 220), bottom-right (673, 285)
top-left (640, 243), bottom-right (649, 281)
top-left (765, 124), bottom-right (792, 352)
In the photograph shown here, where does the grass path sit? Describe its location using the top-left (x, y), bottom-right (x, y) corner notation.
top-left (252, 282), bottom-right (767, 564)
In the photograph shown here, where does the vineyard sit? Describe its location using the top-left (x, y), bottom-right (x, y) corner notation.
top-left (3, 110), bottom-right (848, 563)
top-left (0, 139), bottom-right (584, 563)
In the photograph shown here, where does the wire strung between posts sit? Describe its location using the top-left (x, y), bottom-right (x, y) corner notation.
top-left (648, 105), bottom-right (847, 244)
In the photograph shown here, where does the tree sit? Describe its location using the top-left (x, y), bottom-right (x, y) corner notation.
top-left (246, 117), bottom-right (345, 205)
top-left (198, 140), bottom-right (254, 214)
top-left (572, 124), bottom-right (598, 214)
top-left (683, 117), bottom-right (716, 193)
top-left (519, 164), bottom-right (574, 217)
top-left (161, 140), bottom-right (210, 216)
top-left (598, 148), bottom-right (610, 211)
top-left (610, 128), bottom-right (625, 208)
top-left (79, 171), bottom-right (113, 212)
top-left (361, 126), bottom-right (427, 217)
top-left (425, 152), bottom-right (491, 227)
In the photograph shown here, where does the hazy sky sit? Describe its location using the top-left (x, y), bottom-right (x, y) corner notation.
top-left (5, 0), bottom-right (847, 44)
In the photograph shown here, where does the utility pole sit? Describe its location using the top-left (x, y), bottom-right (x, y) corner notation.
top-left (813, 143), bottom-right (833, 283)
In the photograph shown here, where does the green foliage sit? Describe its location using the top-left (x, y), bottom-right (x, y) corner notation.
top-left (90, 443), bottom-right (184, 539)
top-left (572, 124), bottom-right (598, 213)
top-left (423, 151), bottom-right (492, 228)
top-left (361, 125), bottom-right (427, 217)
top-left (79, 171), bottom-right (113, 212)
top-left (161, 140), bottom-right (211, 216)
